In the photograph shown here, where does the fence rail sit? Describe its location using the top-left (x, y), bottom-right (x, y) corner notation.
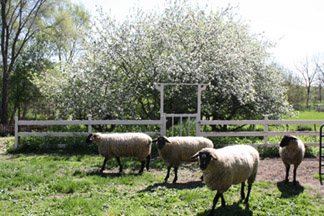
top-left (197, 115), bottom-right (323, 147)
top-left (14, 115), bottom-right (323, 149)
top-left (15, 116), bottom-right (163, 148)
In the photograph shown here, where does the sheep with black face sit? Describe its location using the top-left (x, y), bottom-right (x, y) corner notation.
top-left (279, 135), bottom-right (305, 185)
top-left (192, 145), bottom-right (259, 215)
top-left (86, 132), bottom-right (152, 174)
top-left (152, 136), bottom-right (213, 183)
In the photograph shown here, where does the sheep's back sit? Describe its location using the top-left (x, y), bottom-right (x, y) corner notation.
top-left (97, 133), bottom-right (152, 161)
top-left (158, 137), bottom-right (213, 166)
top-left (203, 145), bottom-right (259, 192)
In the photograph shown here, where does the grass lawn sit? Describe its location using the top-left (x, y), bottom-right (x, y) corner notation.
top-left (0, 154), bottom-right (323, 216)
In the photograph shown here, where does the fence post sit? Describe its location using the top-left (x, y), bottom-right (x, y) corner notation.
top-left (196, 84), bottom-right (207, 136)
top-left (15, 116), bottom-right (18, 149)
top-left (154, 83), bottom-right (165, 136)
top-left (264, 115), bottom-right (269, 145)
top-left (87, 114), bottom-right (92, 134)
top-left (161, 113), bottom-right (166, 136)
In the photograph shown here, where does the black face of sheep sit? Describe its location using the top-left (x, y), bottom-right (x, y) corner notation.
top-left (192, 151), bottom-right (216, 170)
top-left (279, 135), bottom-right (298, 147)
top-left (152, 136), bottom-right (171, 150)
top-left (86, 133), bottom-right (97, 143)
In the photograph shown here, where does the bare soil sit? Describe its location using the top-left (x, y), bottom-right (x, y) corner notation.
top-left (256, 157), bottom-right (324, 196)
top-left (175, 157), bottom-right (324, 197)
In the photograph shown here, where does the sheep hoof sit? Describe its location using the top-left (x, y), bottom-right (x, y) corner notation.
top-left (138, 170), bottom-right (144, 175)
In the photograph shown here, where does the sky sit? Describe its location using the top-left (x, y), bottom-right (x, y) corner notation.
top-left (71, 0), bottom-right (324, 71)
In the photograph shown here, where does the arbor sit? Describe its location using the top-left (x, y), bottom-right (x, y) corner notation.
top-left (35, 2), bottom-right (291, 123)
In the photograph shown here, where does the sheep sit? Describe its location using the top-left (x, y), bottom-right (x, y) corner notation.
top-left (191, 145), bottom-right (259, 215)
top-left (152, 136), bottom-right (213, 183)
top-left (279, 135), bottom-right (305, 185)
top-left (86, 132), bottom-right (152, 174)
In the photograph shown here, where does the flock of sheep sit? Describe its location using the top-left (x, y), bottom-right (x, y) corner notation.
top-left (86, 132), bottom-right (305, 215)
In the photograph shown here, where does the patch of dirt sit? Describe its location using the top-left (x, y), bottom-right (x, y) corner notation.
top-left (257, 157), bottom-right (324, 196)
top-left (150, 157), bottom-right (324, 197)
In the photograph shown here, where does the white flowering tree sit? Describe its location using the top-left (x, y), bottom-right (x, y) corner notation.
top-left (34, 2), bottom-right (291, 124)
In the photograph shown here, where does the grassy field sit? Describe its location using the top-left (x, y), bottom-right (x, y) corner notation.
top-left (0, 154), bottom-right (323, 216)
top-left (1, 111), bottom-right (323, 215)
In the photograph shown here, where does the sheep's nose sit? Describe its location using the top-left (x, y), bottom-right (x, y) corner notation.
top-left (200, 164), bottom-right (207, 170)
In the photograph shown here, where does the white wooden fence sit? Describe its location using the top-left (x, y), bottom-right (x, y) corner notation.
top-left (15, 115), bottom-right (323, 148)
top-left (14, 115), bottom-right (162, 149)
top-left (197, 115), bottom-right (323, 147)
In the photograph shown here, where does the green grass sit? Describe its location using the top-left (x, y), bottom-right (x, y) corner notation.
top-left (0, 154), bottom-right (323, 216)
top-left (287, 111), bottom-right (324, 120)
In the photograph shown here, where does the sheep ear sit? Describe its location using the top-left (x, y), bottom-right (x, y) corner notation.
top-left (191, 152), bottom-right (199, 160)
top-left (86, 134), bottom-right (93, 143)
top-left (163, 136), bottom-right (171, 143)
top-left (210, 153), bottom-right (217, 160)
top-left (152, 138), bottom-right (158, 143)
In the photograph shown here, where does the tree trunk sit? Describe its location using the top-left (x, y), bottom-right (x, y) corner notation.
top-left (1, 72), bottom-right (9, 125)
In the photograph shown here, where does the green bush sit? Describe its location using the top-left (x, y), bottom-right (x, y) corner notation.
top-left (8, 136), bottom-right (98, 154)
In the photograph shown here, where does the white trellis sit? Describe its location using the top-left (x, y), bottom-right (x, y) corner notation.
top-left (154, 83), bottom-right (207, 136)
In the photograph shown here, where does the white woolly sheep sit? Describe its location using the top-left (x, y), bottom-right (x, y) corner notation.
top-left (86, 132), bottom-right (152, 174)
top-left (279, 135), bottom-right (305, 185)
top-left (192, 145), bottom-right (259, 214)
top-left (152, 136), bottom-right (213, 183)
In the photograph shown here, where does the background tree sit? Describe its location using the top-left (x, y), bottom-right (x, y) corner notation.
top-left (0, 0), bottom-right (90, 124)
top-left (8, 32), bottom-right (53, 124)
top-left (34, 2), bottom-right (291, 127)
top-left (283, 69), bottom-right (306, 110)
top-left (0, 0), bottom-right (49, 124)
top-left (45, 1), bottom-right (90, 64)
top-left (295, 56), bottom-right (319, 110)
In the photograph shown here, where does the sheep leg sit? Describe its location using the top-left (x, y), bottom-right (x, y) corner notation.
top-left (146, 155), bottom-right (151, 171)
top-left (210, 191), bottom-right (224, 215)
top-left (138, 160), bottom-right (145, 174)
top-left (100, 158), bottom-right (108, 173)
top-left (244, 183), bottom-right (252, 204)
top-left (285, 164), bottom-right (290, 184)
top-left (241, 182), bottom-right (245, 200)
top-left (116, 157), bottom-right (123, 173)
top-left (221, 194), bottom-right (226, 207)
top-left (172, 166), bottom-right (178, 183)
top-left (164, 165), bottom-right (172, 182)
top-left (293, 166), bottom-right (297, 186)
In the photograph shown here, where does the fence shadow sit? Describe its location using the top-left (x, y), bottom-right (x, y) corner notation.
top-left (139, 180), bottom-right (205, 192)
top-left (196, 202), bottom-right (253, 216)
top-left (277, 180), bottom-right (304, 198)
top-left (85, 170), bottom-right (140, 178)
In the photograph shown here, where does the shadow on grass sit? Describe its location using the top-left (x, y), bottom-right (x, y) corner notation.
top-left (196, 202), bottom-right (253, 216)
top-left (139, 180), bottom-right (205, 192)
top-left (277, 180), bottom-right (304, 198)
top-left (85, 170), bottom-right (141, 178)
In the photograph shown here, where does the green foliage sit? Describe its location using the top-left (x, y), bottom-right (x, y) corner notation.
top-left (0, 154), bottom-right (322, 215)
top-left (34, 0), bottom-right (291, 121)
top-left (9, 136), bottom-right (98, 154)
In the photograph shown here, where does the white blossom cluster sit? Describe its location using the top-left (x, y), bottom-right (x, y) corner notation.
top-left (33, 2), bottom-right (291, 121)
